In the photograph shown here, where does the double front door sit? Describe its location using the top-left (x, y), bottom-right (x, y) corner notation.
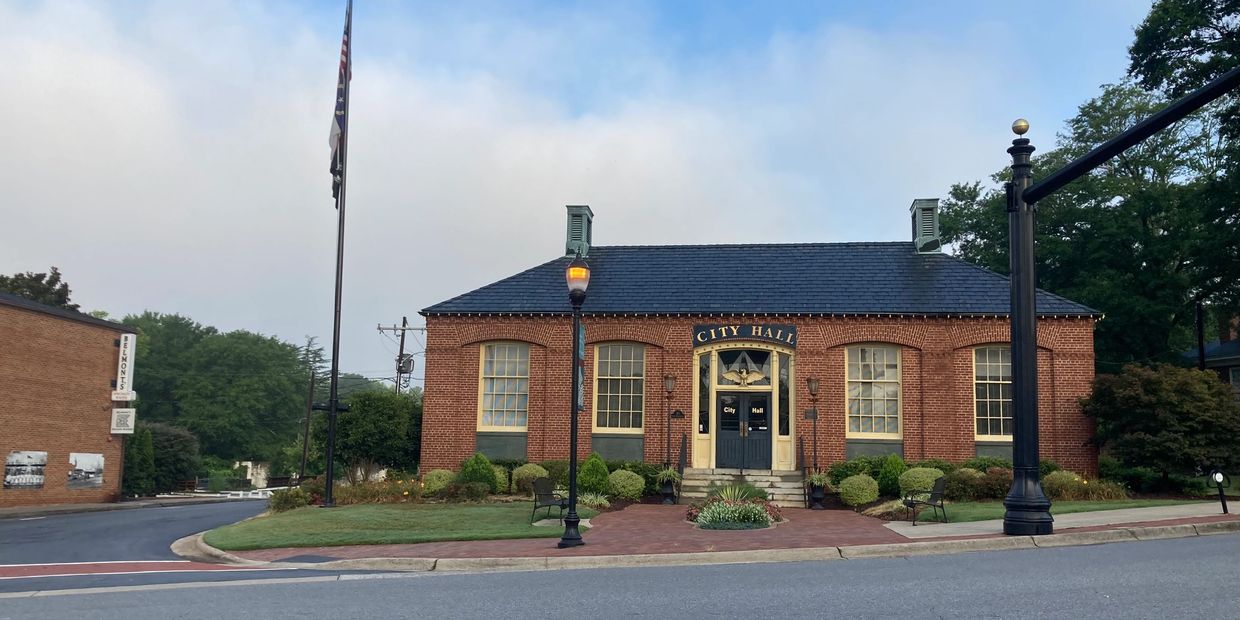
top-left (716, 392), bottom-right (771, 470)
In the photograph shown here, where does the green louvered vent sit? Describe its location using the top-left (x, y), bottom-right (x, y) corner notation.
top-left (565, 204), bottom-right (593, 257)
top-left (909, 198), bottom-right (941, 254)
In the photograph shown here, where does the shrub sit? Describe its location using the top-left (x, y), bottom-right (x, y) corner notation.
top-left (122, 427), bottom-right (156, 497)
top-left (839, 474), bottom-right (879, 507)
top-left (537, 460), bottom-right (570, 487)
top-left (607, 461), bottom-right (662, 496)
top-left (332, 478), bottom-right (422, 505)
top-left (709, 483), bottom-right (767, 501)
top-left (696, 500), bottom-right (772, 529)
top-left (907, 459), bottom-right (956, 474)
top-left (807, 471), bottom-right (832, 490)
top-left (268, 487), bottom-right (311, 512)
top-left (458, 453), bottom-right (499, 493)
top-left (977, 467), bottom-right (1013, 499)
top-left (492, 465), bottom-right (510, 494)
top-left (577, 453), bottom-right (610, 495)
top-left (441, 481), bottom-right (490, 502)
top-left (1083, 363), bottom-right (1240, 482)
top-left (145, 422), bottom-right (202, 493)
top-left (512, 463), bottom-right (549, 494)
top-left (962, 456), bottom-right (1012, 471)
top-left (207, 470), bottom-right (232, 493)
top-left (655, 468), bottom-right (682, 484)
top-left (944, 468), bottom-right (983, 501)
top-left (421, 469), bottom-right (455, 497)
top-left (827, 456), bottom-right (885, 486)
top-left (579, 492), bottom-right (610, 509)
top-left (899, 467), bottom-right (944, 498)
top-left (300, 475), bottom-right (326, 503)
top-left (1042, 470), bottom-right (1129, 501)
top-left (876, 454), bottom-right (908, 497)
top-left (608, 470), bottom-right (645, 500)
top-left (1039, 459), bottom-right (1062, 477)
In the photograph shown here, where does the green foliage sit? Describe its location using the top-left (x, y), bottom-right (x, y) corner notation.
top-left (537, 460), bottom-right (570, 487)
top-left (492, 465), bottom-right (510, 494)
top-left (332, 479), bottom-right (421, 505)
top-left (313, 390), bottom-right (419, 484)
top-left (512, 463), bottom-right (549, 494)
top-left (207, 470), bottom-right (232, 493)
top-left (908, 459), bottom-right (956, 474)
top-left (1042, 470), bottom-right (1129, 501)
top-left (1099, 454), bottom-right (1163, 493)
top-left (122, 427), bottom-right (156, 497)
top-left (709, 483), bottom-right (767, 501)
top-left (440, 482), bottom-right (490, 502)
top-left (806, 471), bottom-right (832, 489)
top-left (0, 266), bottom-right (77, 310)
top-left (944, 468), bottom-right (984, 501)
top-left (1040, 460), bottom-right (1062, 477)
top-left (898, 467), bottom-right (944, 497)
top-left (458, 453), bottom-right (499, 493)
top-left (122, 312), bottom-right (218, 425)
top-left (961, 456), bottom-right (1012, 472)
top-left (1084, 364), bottom-right (1240, 481)
top-left (268, 487), bottom-right (311, 512)
top-left (421, 469), bottom-right (455, 497)
top-left (839, 474), bottom-right (879, 507)
top-left (577, 453), bottom-right (610, 495)
top-left (876, 454), bottom-right (908, 497)
top-left (695, 500), bottom-right (772, 529)
top-left (827, 456), bottom-right (885, 486)
top-left (607, 469), bottom-right (645, 500)
top-left (978, 467), bottom-right (1013, 500)
top-left (299, 475), bottom-right (326, 504)
top-left (606, 460), bottom-right (663, 495)
top-left (655, 467), bottom-right (682, 484)
top-left (579, 492), bottom-right (610, 509)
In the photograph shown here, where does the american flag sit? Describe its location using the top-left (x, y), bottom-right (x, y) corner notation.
top-left (329, 0), bottom-right (352, 202)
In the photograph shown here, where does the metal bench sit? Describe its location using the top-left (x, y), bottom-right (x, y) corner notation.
top-left (902, 475), bottom-right (948, 526)
top-left (530, 477), bottom-right (568, 524)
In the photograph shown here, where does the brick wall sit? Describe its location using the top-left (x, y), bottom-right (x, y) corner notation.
top-left (422, 314), bottom-right (1098, 475)
top-left (0, 303), bottom-right (128, 507)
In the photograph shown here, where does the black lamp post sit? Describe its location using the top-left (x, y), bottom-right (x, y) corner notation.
top-left (805, 377), bottom-right (820, 470)
top-left (663, 374), bottom-right (676, 467)
top-left (559, 253), bottom-right (590, 549)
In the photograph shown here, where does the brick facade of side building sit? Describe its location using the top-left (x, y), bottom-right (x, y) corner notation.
top-left (420, 203), bottom-right (1101, 476)
top-left (0, 292), bottom-right (133, 507)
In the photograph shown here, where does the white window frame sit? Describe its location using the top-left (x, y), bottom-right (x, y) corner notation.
top-left (477, 342), bottom-right (530, 432)
top-left (845, 345), bottom-right (902, 439)
top-left (592, 343), bottom-right (645, 434)
top-left (974, 345), bottom-right (1013, 440)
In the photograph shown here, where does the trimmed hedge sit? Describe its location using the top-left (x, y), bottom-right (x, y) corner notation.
top-left (421, 469), bottom-right (455, 497)
top-left (512, 463), bottom-right (548, 494)
top-left (269, 487), bottom-right (311, 512)
top-left (606, 460), bottom-right (663, 496)
top-left (577, 453), bottom-right (610, 495)
top-left (537, 460), bottom-right (570, 487)
top-left (608, 470), bottom-right (645, 500)
top-left (943, 468), bottom-right (983, 501)
top-left (491, 465), bottom-right (510, 494)
top-left (459, 453), bottom-right (499, 493)
top-left (898, 467), bottom-right (944, 497)
top-left (876, 454), bottom-right (907, 497)
top-left (839, 474), bottom-right (879, 507)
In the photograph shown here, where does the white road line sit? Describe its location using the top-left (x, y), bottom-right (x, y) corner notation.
top-left (0, 560), bottom-right (191, 568)
top-left (17, 517), bottom-right (44, 521)
top-left (0, 572), bottom-right (429, 598)
top-left (0, 568), bottom-right (286, 581)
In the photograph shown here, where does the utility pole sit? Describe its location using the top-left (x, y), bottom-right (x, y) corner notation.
top-left (377, 318), bottom-right (425, 391)
top-left (299, 371), bottom-right (315, 481)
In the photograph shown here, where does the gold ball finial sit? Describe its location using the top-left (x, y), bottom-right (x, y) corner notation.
top-left (1012, 118), bottom-right (1030, 136)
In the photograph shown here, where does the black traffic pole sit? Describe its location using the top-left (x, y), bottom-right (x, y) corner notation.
top-left (1001, 64), bottom-right (1240, 537)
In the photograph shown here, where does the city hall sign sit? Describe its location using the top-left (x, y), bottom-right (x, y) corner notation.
top-left (693, 324), bottom-right (797, 348)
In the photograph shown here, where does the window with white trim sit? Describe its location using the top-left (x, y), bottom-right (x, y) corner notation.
top-left (479, 343), bottom-right (529, 430)
top-left (594, 343), bottom-right (644, 431)
top-left (974, 346), bottom-right (1013, 438)
top-left (846, 345), bottom-right (901, 437)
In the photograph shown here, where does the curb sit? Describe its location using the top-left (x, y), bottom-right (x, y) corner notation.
top-left (183, 519), bottom-right (1239, 574)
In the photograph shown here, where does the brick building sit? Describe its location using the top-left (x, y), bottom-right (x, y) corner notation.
top-left (420, 202), bottom-right (1101, 481)
top-left (1, 292), bottom-right (134, 507)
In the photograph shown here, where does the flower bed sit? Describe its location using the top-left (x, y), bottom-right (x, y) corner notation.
top-left (686, 497), bottom-right (783, 529)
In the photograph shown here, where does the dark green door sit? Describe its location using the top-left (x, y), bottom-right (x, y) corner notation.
top-left (716, 393), bottom-right (772, 470)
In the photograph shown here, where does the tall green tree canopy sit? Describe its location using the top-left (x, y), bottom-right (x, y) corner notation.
top-left (0, 266), bottom-right (78, 310)
top-left (123, 312), bottom-right (219, 423)
top-left (313, 389), bottom-right (420, 482)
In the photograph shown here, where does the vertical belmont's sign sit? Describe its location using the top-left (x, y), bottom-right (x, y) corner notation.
top-left (693, 324), bottom-right (797, 348)
top-left (111, 334), bottom-right (137, 402)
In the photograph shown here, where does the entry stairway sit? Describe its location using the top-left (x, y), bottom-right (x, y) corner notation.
top-left (680, 468), bottom-right (805, 507)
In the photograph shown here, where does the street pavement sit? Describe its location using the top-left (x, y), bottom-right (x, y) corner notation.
top-left (1, 533), bottom-right (1235, 619)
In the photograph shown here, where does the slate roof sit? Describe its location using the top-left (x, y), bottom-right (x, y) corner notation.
top-left (0, 291), bottom-right (130, 332)
top-left (421, 242), bottom-right (1101, 317)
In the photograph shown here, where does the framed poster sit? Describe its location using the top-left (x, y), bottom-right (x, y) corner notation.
top-left (5, 451), bottom-right (48, 489)
top-left (67, 453), bottom-right (105, 489)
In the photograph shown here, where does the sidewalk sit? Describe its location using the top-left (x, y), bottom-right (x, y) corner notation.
top-left (0, 495), bottom-right (265, 520)
top-left (217, 502), bottom-right (1239, 570)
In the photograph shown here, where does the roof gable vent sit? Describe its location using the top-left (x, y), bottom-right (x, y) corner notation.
top-left (565, 205), bottom-right (593, 257)
top-left (909, 198), bottom-right (941, 254)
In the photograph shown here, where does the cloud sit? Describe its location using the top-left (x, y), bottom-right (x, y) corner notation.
top-left (0, 1), bottom-right (1143, 380)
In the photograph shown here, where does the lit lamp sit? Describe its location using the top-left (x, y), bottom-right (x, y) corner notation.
top-left (1209, 469), bottom-right (1230, 514)
top-left (558, 253), bottom-right (590, 549)
top-left (805, 378), bottom-right (820, 470)
top-left (663, 375), bottom-right (676, 467)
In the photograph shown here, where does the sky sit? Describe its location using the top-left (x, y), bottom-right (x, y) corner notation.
top-left (1, 0), bottom-right (1154, 387)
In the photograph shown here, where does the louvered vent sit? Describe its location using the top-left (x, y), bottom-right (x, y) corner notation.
top-left (910, 198), bottom-right (941, 253)
top-left (565, 205), bottom-right (593, 257)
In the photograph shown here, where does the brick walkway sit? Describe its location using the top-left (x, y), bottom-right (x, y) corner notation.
top-left (234, 504), bottom-right (908, 562)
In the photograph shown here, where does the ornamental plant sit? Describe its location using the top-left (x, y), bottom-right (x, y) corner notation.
top-left (943, 467), bottom-right (983, 501)
top-left (898, 467), bottom-right (944, 498)
top-left (709, 483), bottom-right (766, 501)
top-left (512, 463), bottom-right (549, 494)
top-left (655, 467), bottom-right (682, 484)
top-left (492, 465), bottom-right (510, 494)
top-left (695, 500), bottom-right (772, 530)
top-left (579, 492), bottom-right (610, 509)
top-left (607, 469), bottom-right (645, 500)
top-left (807, 471), bottom-right (832, 489)
top-left (839, 474), bottom-right (879, 507)
top-left (421, 469), bottom-right (455, 497)
top-left (458, 453), bottom-right (499, 493)
top-left (876, 454), bottom-right (908, 497)
top-left (577, 453), bottom-right (610, 495)
top-left (268, 487), bottom-right (311, 512)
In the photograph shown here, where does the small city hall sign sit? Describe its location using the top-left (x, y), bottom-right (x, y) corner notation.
top-left (693, 324), bottom-right (797, 348)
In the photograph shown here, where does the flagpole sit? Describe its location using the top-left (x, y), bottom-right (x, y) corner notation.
top-left (323, 0), bottom-right (352, 508)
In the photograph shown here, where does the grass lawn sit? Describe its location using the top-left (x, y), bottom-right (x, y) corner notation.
top-left (204, 502), bottom-right (599, 551)
top-left (912, 499), bottom-right (1211, 524)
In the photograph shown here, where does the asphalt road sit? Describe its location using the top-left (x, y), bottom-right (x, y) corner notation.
top-left (2, 533), bottom-right (1236, 619)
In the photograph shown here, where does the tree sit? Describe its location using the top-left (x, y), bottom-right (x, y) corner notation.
top-left (0, 266), bottom-right (78, 310)
top-left (145, 421), bottom-right (202, 493)
top-left (122, 427), bottom-right (156, 497)
top-left (939, 83), bottom-right (1232, 371)
top-left (1082, 363), bottom-right (1240, 484)
top-left (312, 389), bottom-right (417, 482)
top-left (122, 312), bottom-right (219, 423)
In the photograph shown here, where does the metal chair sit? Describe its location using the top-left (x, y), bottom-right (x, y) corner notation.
top-left (530, 477), bottom-right (569, 524)
top-left (902, 475), bottom-right (948, 526)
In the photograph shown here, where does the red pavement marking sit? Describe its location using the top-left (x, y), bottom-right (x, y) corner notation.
top-left (0, 561), bottom-right (270, 580)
